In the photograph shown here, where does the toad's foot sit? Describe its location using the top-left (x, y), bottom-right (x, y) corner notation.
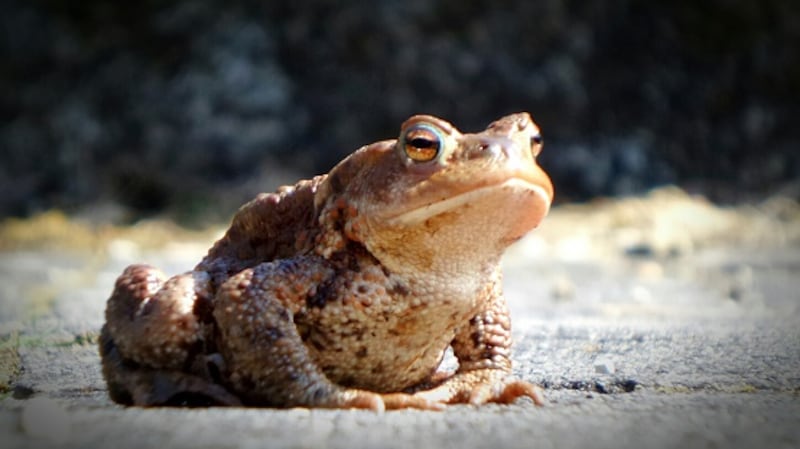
top-left (411, 369), bottom-right (545, 406)
top-left (379, 392), bottom-right (446, 411)
top-left (303, 389), bottom-right (444, 411)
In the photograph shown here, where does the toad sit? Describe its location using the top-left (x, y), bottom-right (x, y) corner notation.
top-left (100, 113), bottom-right (553, 410)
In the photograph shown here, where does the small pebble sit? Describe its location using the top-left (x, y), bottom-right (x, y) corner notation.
top-left (551, 275), bottom-right (575, 301)
top-left (594, 357), bottom-right (616, 374)
top-left (20, 397), bottom-right (71, 444)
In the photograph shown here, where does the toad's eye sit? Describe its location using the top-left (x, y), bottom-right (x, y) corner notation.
top-left (401, 125), bottom-right (443, 163)
top-left (530, 132), bottom-right (543, 156)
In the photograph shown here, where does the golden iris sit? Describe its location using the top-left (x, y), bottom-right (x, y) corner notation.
top-left (402, 125), bottom-right (443, 162)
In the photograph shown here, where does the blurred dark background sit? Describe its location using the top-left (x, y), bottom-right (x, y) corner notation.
top-left (2, 0), bottom-right (799, 224)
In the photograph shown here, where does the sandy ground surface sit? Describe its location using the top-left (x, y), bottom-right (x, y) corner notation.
top-left (0, 187), bottom-right (798, 449)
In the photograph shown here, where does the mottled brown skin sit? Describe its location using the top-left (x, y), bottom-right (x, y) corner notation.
top-left (100, 113), bottom-right (553, 410)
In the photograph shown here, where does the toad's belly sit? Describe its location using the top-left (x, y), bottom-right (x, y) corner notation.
top-left (296, 305), bottom-right (466, 392)
top-left (311, 328), bottom-right (453, 392)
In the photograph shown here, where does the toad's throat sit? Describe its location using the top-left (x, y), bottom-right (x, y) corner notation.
top-left (387, 178), bottom-right (550, 226)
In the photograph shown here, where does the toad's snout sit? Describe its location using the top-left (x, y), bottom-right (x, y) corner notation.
top-left (476, 136), bottom-right (527, 161)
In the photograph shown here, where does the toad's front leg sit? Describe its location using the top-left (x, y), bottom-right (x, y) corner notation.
top-left (213, 258), bottom-right (443, 411)
top-left (410, 283), bottom-right (544, 407)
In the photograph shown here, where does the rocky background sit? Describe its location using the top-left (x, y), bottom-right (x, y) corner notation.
top-left (2, 0), bottom-right (799, 223)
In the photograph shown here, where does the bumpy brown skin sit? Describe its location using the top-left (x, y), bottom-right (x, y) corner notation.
top-left (100, 113), bottom-right (553, 410)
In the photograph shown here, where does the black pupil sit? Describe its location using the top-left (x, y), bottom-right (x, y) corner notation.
top-left (531, 134), bottom-right (543, 145)
top-left (410, 137), bottom-right (437, 149)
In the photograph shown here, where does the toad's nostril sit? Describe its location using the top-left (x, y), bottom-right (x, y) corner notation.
top-left (476, 136), bottom-right (516, 160)
top-left (478, 141), bottom-right (504, 159)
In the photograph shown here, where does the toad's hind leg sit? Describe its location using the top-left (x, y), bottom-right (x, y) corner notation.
top-left (99, 325), bottom-right (241, 406)
top-left (214, 260), bottom-right (442, 411)
top-left (101, 264), bottom-right (237, 405)
top-left (104, 264), bottom-right (210, 369)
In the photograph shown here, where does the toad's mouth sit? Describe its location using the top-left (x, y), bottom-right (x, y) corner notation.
top-left (386, 177), bottom-right (552, 226)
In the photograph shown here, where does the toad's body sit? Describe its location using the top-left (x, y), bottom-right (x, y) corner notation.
top-left (100, 113), bottom-right (553, 410)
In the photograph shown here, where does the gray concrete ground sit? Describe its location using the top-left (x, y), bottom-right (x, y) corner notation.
top-left (1, 188), bottom-right (799, 449)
